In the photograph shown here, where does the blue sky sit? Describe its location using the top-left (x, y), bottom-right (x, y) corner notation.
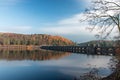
top-left (0, 0), bottom-right (96, 42)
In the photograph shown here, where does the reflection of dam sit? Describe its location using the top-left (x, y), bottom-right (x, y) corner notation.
top-left (41, 46), bottom-right (117, 55)
top-left (0, 50), bottom-right (70, 61)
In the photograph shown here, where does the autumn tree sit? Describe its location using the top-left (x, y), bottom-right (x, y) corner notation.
top-left (83, 0), bottom-right (120, 39)
top-left (0, 33), bottom-right (74, 46)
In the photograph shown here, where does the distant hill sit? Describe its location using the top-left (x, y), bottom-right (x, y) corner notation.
top-left (78, 40), bottom-right (116, 47)
top-left (0, 33), bottom-right (75, 46)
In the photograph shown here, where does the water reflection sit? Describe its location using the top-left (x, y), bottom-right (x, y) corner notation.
top-left (0, 49), bottom-right (70, 60)
top-left (0, 49), bottom-right (113, 80)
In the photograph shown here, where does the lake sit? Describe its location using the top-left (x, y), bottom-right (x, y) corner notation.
top-left (0, 49), bottom-right (113, 80)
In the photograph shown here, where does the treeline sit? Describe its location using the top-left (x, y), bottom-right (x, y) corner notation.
top-left (79, 40), bottom-right (117, 47)
top-left (0, 33), bottom-right (74, 46)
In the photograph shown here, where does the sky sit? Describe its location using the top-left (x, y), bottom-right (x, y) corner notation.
top-left (0, 0), bottom-right (97, 42)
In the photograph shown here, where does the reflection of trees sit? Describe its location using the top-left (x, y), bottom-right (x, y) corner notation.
top-left (0, 49), bottom-right (70, 61)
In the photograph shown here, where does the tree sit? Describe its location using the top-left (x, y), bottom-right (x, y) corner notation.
top-left (83, 0), bottom-right (120, 39)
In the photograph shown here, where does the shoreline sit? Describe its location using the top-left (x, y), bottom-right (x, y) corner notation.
top-left (102, 48), bottom-right (120, 80)
top-left (0, 45), bottom-right (40, 50)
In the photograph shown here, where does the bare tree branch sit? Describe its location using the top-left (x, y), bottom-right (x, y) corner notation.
top-left (82, 0), bottom-right (120, 39)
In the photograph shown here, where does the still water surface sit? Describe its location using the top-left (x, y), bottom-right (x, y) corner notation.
top-left (0, 49), bottom-right (112, 80)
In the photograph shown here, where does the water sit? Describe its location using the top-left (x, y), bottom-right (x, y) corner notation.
top-left (0, 49), bottom-right (113, 80)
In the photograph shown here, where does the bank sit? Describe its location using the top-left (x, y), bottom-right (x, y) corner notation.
top-left (102, 48), bottom-right (120, 80)
top-left (0, 45), bottom-right (40, 50)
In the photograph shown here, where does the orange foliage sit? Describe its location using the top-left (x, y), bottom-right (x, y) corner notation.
top-left (27, 45), bottom-right (34, 50)
top-left (0, 32), bottom-right (75, 46)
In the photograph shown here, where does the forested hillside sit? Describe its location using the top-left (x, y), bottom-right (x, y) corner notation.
top-left (0, 33), bottom-right (74, 46)
top-left (79, 40), bottom-right (116, 47)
